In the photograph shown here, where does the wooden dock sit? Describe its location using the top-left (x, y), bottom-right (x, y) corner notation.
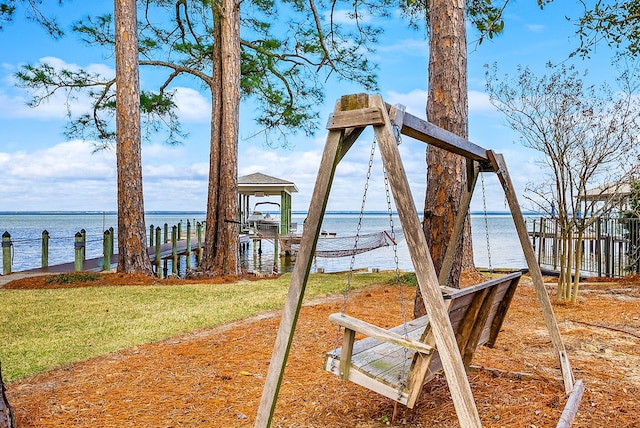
top-left (0, 237), bottom-right (214, 286)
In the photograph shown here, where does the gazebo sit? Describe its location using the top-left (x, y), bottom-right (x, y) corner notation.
top-left (583, 182), bottom-right (632, 213)
top-left (238, 172), bottom-right (298, 234)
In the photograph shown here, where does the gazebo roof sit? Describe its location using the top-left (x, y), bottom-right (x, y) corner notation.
top-left (238, 172), bottom-right (298, 196)
top-left (583, 182), bottom-right (631, 202)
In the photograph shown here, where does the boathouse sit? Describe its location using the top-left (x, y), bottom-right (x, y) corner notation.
top-left (238, 173), bottom-right (298, 234)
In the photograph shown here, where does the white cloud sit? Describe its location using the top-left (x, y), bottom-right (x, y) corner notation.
top-left (385, 89), bottom-right (497, 116)
top-left (0, 140), bottom-right (114, 180)
top-left (39, 56), bottom-right (115, 80)
top-left (0, 56), bottom-right (112, 120)
top-left (376, 38), bottom-right (428, 58)
top-left (385, 89), bottom-right (426, 117)
top-left (469, 90), bottom-right (496, 114)
top-left (172, 87), bottom-right (211, 123)
top-left (0, 140), bottom-right (117, 210)
top-left (238, 129), bottom-right (431, 213)
top-left (526, 24), bottom-right (546, 33)
top-left (0, 137), bottom-right (213, 211)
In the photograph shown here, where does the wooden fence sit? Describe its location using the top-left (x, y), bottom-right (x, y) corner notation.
top-left (529, 216), bottom-right (640, 278)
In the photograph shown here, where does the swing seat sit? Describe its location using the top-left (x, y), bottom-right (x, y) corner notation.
top-left (324, 271), bottom-right (522, 408)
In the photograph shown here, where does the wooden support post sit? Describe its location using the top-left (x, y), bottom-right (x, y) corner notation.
top-left (372, 95), bottom-right (481, 427)
top-left (339, 328), bottom-right (355, 380)
top-left (149, 224), bottom-right (154, 247)
top-left (186, 220), bottom-right (192, 270)
top-left (280, 191), bottom-right (289, 235)
top-left (553, 219), bottom-right (559, 270)
top-left (255, 100), bottom-right (348, 427)
top-left (273, 227), bottom-right (279, 274)
top-left (178, 220), bottom-right (182, 241)
top-left (488, 151), bottom-right (574, 393)
top-left (103, 229), bottom-right (112, 271)
top-left (74, 232), bottom-right (84, 272)
top-left (163, 223), bottom-right (169, 276)
top-left (41, 230), bottom-right (49, 268)
top-left (155, 227), bottom-right (162, 278)
top-left (109, 227), bottom-right (115, 256)
top-left (439, 161), bottom-right (480, 286)
top-left (80, 229), bottom-right (86, 261)
top-left (171, 225), bottom-right (178, 276)
top-left (538, 218), bottom-right (544, 265)
top-left (196, 221), bottom-right (203, 264)
top-left (2, 232), bottom-right (11, 275)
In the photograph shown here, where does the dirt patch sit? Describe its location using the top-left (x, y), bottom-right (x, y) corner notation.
top-left (4, 273), bottom-right (640, 427)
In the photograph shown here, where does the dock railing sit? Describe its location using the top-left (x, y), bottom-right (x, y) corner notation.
top-left (1, 219), bottom-right (205, 278)
top-left (529, 216), bottom-right (640, 278)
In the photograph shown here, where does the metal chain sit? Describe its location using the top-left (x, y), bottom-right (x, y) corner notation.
top-left (481, 172), bottom-right (494, 277)
top-left (341, 138), bottom-right (376, 315)
top-left (331, 137), bottom-right (377, 364)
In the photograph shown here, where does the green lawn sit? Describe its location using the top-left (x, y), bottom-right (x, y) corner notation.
top-left (0, 272), bottom-right (396, 383)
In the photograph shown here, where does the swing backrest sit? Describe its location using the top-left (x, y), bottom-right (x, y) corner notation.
top-left (325, 271), bottom-right (522, 408)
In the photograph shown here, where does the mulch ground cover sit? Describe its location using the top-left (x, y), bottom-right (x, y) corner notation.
top-left (2, 272), bottom-right (639, 427)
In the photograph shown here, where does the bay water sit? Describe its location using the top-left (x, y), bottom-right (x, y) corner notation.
top-left (0, 211), bottom-right (536, 274)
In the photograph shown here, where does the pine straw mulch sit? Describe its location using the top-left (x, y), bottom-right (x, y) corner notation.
top-left (3, 272), bottom-right (640, 427)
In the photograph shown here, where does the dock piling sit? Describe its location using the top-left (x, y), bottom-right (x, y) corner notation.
top-left (171, 225), bottom-right (178, 276)
top-left (155, 227), bottom-right (162, 278)
top-left (109, 227), bottom-right (115, 256)
top-left (2, 232), bottom-right (12, 275)
top-left (103, 229), bottom-right (112, 271)
top-left (196, 221), bottom-right (203, 264)
top-left (186, 220), bottom-right (192, 270)
top-left (41, 230), bottom-right (49, 268)
top-left (80, 229), bottom-right (86, 261)
top-left (74, 232), bottom-right (84, 272)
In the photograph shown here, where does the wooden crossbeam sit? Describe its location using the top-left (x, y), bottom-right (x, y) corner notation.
top-left (390, 104), bottom-right (492, 166)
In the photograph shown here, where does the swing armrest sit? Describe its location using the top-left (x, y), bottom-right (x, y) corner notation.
top-left (328, 313), bottom-right (434, 355)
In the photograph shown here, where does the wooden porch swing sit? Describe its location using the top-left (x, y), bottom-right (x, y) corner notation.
top-left (255, 93), bottom-right (578, 428)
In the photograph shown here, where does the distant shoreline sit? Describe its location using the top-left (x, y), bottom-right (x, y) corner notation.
top-left (0, 210), bottom-right (542, 216)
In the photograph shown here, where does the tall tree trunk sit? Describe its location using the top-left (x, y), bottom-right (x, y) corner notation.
top-left (200, 0), bottom-right (240, 276)
top-left (0, 362), bottom-right (16, 428)
top-left (571, 228), bottom-right (584, 303)
top-left (416, 0), bottom-right (471, 317)
top-left (114, 0), bottom-right (152, 275)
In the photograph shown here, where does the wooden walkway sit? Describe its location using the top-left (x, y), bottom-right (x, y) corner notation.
top-left (0, 237), bottom-right (229, 287)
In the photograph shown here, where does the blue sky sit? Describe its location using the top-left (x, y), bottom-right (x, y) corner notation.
top-left (0, 1), bottom-right (620, 213)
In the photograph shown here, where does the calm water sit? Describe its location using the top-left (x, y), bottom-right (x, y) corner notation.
top-left (0, 211), bottom-right (535, 274)
top-left (0, 212), bottom-right (204, 273)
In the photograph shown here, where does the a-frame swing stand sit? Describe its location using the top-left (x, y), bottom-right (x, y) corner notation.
top-left (255, 93), bottom-right (577, 428)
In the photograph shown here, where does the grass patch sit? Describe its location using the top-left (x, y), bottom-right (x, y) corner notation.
top-left (0, 271), bottom-right (394, 383)
top-left (388, 272), bottom-right (418, 287)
